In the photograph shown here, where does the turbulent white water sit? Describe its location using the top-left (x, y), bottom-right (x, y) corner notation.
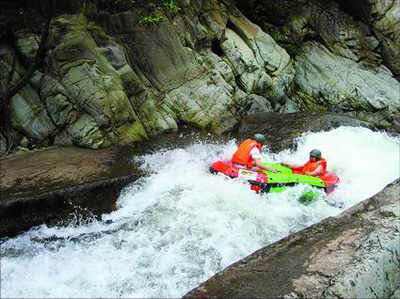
top-left (1, 127), bottom-right (399, 298)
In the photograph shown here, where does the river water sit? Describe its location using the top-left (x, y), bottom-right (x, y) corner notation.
top-left (1, 127), bottom-right (399, 298)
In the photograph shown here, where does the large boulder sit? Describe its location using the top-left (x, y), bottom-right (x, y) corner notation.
top-left (238, 0), bottom-right (399, 76)
top-left (293, 42), bottom-right (400, 117)
top-left (219, 12), bottom-right (295, 108)
top-left (1, 2), bottom-right (296, 148)
top-left (337, 0), bottom-right (400, 76)
top-left (0, 146), bottom-right (142, 237)
top-left (237, 0), bottom-right (400, 125)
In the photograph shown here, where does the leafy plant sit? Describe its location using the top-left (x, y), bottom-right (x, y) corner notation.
top-left (138, 15), bottom-right (166, 26)
top-left (160, 0), bottom-right (180, 14)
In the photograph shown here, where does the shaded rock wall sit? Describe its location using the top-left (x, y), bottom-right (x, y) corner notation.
top-left (237, 0), bottom-right (400, 124)
top-left (0, 0), bottom-right (399, 153)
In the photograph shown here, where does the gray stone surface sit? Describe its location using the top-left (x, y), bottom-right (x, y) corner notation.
top-left (238, 94), bottom-right (274, 117)
top-left (294, 42), bottom-right (400, 114)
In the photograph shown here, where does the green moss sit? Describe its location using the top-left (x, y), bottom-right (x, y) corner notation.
top-left (295, 91), bottom-right (327, 111)
top-left (134, 0), bottom-right (180, 27)
top-left (118, 122), bottom-right (148, 143)
top-left (87, 22), bottom-right (109, 41)
top-left (267, 28), bottom-right (282, 42)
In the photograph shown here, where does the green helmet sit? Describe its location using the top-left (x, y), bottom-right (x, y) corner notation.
top-left (309, 149), bottom-right (322, 159)
top-left (253, 133), bottom-right (266, 144)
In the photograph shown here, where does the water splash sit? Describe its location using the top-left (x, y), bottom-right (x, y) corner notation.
top-left (1, 127), bottom-right (399, 298)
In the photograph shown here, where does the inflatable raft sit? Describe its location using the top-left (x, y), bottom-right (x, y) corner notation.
top-left (210, 160), bottom-right (340, 195)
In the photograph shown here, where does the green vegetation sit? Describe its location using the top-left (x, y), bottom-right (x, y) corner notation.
top-left (138, 15), bottom-right (166, 26)
top-left (135, 0), bottom-right (180, 27)
top-left (160, 0), bottom-right (180, 14)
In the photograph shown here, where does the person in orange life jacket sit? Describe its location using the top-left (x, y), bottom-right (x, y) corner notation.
top-left (281, 149), bottom-right (326, 177)
top-left (231, 134), bottom-right (280, 173)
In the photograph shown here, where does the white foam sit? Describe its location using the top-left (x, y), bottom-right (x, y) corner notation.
top-left (1, 127), bottom-right (399, 298)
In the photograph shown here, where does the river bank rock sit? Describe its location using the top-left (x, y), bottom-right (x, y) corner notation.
top-left (0, 146), bottom-right (142, 237)
top-left (184, 178), bottom-right (400, 298)
top-left (0, 128), bottom-right (232, 238)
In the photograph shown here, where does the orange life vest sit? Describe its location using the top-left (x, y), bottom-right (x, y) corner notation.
top-left (301, 158), bottom-right (327, 175)
top-left (231, 139), bottom-right (262, 169)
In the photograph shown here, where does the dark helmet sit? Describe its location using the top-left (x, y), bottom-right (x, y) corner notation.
top-left (309, 149), bottom-right (322, 159)
top-left (253, 133), bottom-right (266, 144)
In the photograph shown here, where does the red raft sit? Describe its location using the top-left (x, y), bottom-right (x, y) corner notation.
top-left (210, 160), bottom-right (340, 194)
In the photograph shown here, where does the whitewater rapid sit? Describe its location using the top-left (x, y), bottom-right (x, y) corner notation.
top-left (1, 127), bottom-right (399, 298)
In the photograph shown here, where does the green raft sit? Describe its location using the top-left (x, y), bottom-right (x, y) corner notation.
top-left (209, 159), bottom-right (340, 203)
top-left (261, 162), bottom-right (327, 203)
top-left (261, 162), bottom-right (325, 191)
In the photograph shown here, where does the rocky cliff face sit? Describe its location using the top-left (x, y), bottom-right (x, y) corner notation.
top-left (0, 0), bottom-right (399, 153)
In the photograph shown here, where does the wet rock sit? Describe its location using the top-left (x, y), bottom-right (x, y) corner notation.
top-left (19, 137), bottom-right (29, 148)
top-left (279, 99), bottom-right (300, 114)
top-left (238, 94), bottom-right (274, 117)
top-left (238, 111), bottom-right (375, 151)
top-left (238, 0), bottom-right (400, 77)
top-left (220, 13), bottom-right (295, 106)
top-left (339, 0), bottom-right (400, 76)
top-left (0, 0), bottom-right (399, 152)
top-left (0, 128), bottom-right (230, 238)
top-left (0, 146), bottom-right (143, 237)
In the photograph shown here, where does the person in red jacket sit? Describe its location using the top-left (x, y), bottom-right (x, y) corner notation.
top-left (231, 134), bottom-right (279, 173)
top-left (281, 149), bottom-right (327, 176)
